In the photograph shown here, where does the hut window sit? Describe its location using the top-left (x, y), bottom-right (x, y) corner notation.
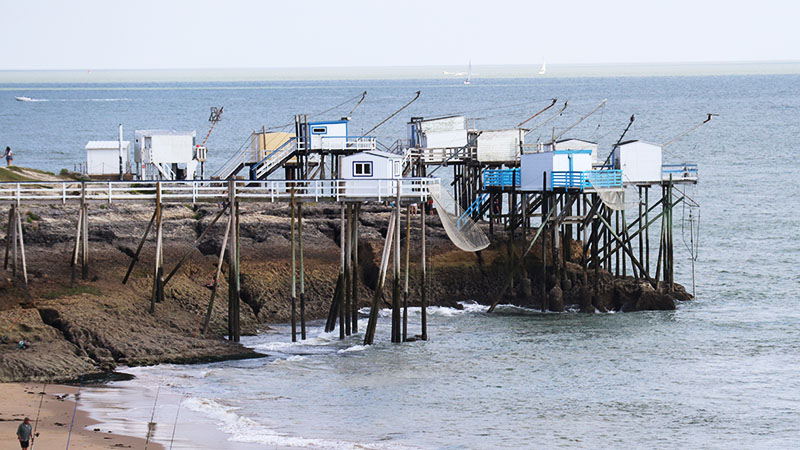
top-left (353, 161), bottom-right (372, 177)
top-left (393, 160), bottom-right (401, 177)
top-left (311, 127), bottom-right (327, 134)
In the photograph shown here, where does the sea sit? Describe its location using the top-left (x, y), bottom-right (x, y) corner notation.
top-left (2, 64), bottom-right (799, 448)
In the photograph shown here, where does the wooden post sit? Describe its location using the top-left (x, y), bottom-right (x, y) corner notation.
top-left (392, 185), bottom-right (401, 343)
top-left (71, 207), bottom-right (83, 286)
top-left (402, 204), bottom-right (411, 341)
top-left (3, 207), bottom-right (12, 270)
top-left (338, 203), bottom-right (346, 340)
top-left (81, 183), bottom-right (89, 280)
top-left (645, 187), bottom-right (650, 276)
top-left (122, 209), bottom-right (157, 284)
top-left (10, 206), bottom-right (17, 278)
top-left (667, 176), bottom-right (674, 290)
top-left (541, 173), bottom-right (547, 312)
top-left (420, 197), bottom-right (427, 340)
top-left (150, 183), bottom-right (163, 314)
top-left (344, 203), bottom-right (352, 336)
top-left (364, 209), bottom-right (396, 345)
top-left (592, 195), bottom-right (600, 312)
top-left (350, 203), bottom-right (359, 334)
top-left (202, 214), bottom-right (231, 335)
top-left (298, 202), bottom-right (306, 340)
top-left (163, 205), bottom-right (228, 287)
top-left (14, 205), bottom-right (28, 286)
top-left (290, 189), bottom-right (297, 342)
top-left (227, 180), bottom-right (241, 342)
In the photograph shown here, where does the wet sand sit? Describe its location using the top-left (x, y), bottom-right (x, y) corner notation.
top-left (0, 382), bottom-right (163, 450)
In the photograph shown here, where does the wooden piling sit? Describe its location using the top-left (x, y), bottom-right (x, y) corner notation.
top-left (70, 207), bottom-right (83, 285)
top-left (350, 203), bottom-right (359, 334)
top-left (541, 173), bottom-right (547, 312)
top-left (338, 203), bottom-right (346, 340)
top-left (14, 205), bottom-right (28, 286)
top-left (420, 197), bottom-right (427, 340)
top-left (3, 207), bottom-right (12, 270)
top-left (392, 187), bottom-right (401, 343)
top-left (150, 184), bottom-right (163, 314)
top-left (122, 209), bottom-right (157, 285)
top-left (202, 213), bottom-right (231, 335)
top-left (402, 204), bottom-right (410, 341)
top-left (227, 180), bottom-right (241, 342)
top-left (290, 189), bottom-right (297, 342)
top-left (364, 209), bottom-right (396, 345)
top-left (344, 203), bottom-right (352, 336)
top-left (81, 184), bottom-right (89, 280)
top-left (298, 202), bottom-right (306, 340)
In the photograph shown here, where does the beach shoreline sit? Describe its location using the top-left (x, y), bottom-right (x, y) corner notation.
top-left (0, 382), bottom-right (164, 450)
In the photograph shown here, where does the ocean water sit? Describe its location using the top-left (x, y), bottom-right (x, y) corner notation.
top-left (5, 71), bottom-right (800, 448)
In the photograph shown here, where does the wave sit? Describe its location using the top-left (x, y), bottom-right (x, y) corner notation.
top-left (183, 396), bottom-right (408, 449)
top-left (14, 97), bottom-right (132, 102)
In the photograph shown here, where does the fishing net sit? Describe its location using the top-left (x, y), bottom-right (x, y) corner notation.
top-left (429, 185), bottom-right (490, 252)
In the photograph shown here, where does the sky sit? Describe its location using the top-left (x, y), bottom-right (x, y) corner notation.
top-left (0, 0), bottom-right (798, 70)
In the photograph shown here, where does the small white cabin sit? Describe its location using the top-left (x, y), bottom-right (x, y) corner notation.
top-left (85, 141), bottom-right (130, 176)
top-left (408, 116), bottom-right (467, 149)
top-left (554, 138), bottom-right (599, 164)
top-left (134, 130), bottom-right (198, 180)
top-left (476, 128), bottom-right (525, 164)
top-left (520, 149), bottom-right (593, 191)
top-left (308, 120), bottom-right (348, 150)
top-left (342, 150), bottom-right (402, 179)
top-left (613, 140), bottom-right (663, 184)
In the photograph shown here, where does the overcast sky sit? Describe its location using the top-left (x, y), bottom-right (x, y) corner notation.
top-left (1, 0), bottom-right (797, 70)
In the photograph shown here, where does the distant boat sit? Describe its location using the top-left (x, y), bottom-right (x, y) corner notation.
top-left (464, 61), bottom-right (472, 85)
top-left (539, 60), bottom-right (546, 75)
top-left (15, 96), bottom-right (33, 102)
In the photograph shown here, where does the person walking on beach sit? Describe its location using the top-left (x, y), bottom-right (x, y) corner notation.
top-left (4, 146), bottom-right (13, 166)
top-left (16, 417), bottom-right (33, 449)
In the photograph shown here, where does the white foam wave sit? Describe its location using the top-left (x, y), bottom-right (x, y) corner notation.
top-left (183, 396), bottom-right (405, 449)
top-left (337, 344), bottom-right (368, 354)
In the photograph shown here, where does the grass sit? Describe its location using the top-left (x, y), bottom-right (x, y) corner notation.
top-left (0, 167), bottom-right (36, 182)
top-left (41, 285), bottom-right (102, 299)
top-left (25, 211), bottom-right (40, 222)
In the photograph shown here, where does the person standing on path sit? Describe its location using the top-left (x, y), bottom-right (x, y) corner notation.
top-left (4, 146), bottom-right (13, 166)
top-left (16, 417), bottom-right (33, 449)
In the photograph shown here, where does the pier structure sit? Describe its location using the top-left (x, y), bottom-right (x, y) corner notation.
top-left (0, 176), bottom-right (437, 344)
top-left (399, 113), bottom-right (700, 312)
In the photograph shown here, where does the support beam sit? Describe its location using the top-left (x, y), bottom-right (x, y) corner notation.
top-left (201, 214), bottom-right (231, 336)
top-left (338, 203), bottom-right (346, 340)
top-left (364, 209), bottom-right (396, 345)
top-left (163, 204), bottom-right (228, 287)
top-left (290, 189), bottom-right (297, 342)
top-left (402, 204), bottom-right (410, 341)
top-left (298, 202), bottom-right (306, 340)
top-left (122, 208), bottom-right (157, 284)
top-left (392, 187), bottom-right (401, 343)
top-left (344, 203), bottom-right (352, 336)
top-left (420, 199), bottom-right (427, 341)
top-left (351, 203), bottom-right (359, 334)
top-left (150, 184), bottom-right (163, 315)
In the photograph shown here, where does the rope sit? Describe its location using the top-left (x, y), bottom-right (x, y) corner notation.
top-left (29, 383), bottom-right (46, 450)
top-left (65, 376), bottom-right (83, 450)
top-left (144, 384), bottom-right (161, 450)
top-left (267, 91), bottom-right (369, 131)
top-left (168, 395), bottom-right (185, 450)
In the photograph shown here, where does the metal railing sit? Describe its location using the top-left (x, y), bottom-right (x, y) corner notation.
top-left (299, 136), bottom-right (377, 152)
top-left (483, 169), bottom-right (520, 188)
top-left (407, 147), bottom-right (475, 164)
top-left (662, 163), bottom-right (698, 182)
top-left (551, 169), bottom-right (623, 190)
top-left (252, 138), bottom-right (298, 180)
top-left (457, 192), bottom-right (489, 230)
top-left (0, 178), bottom-right (439, 205)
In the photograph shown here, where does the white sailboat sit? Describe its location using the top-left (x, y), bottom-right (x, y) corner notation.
top-left (464, 61), bottom-right (472, 85)
top-left (538, 59), bottom-right (546, 75)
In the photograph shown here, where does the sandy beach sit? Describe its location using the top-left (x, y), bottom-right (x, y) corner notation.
top-left (0, 382), bottom-right (163, 450)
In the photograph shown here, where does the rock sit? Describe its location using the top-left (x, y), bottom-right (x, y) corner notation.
top-left (635, 290), bottom-right (676, 311)
top-left (548, 285), bottom-right (564, 312)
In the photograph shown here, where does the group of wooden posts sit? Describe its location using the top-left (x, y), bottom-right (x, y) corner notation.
top-left (484, 175), bottom-right (680, 312)
top-left (316, 191), bottom-right (428, 345)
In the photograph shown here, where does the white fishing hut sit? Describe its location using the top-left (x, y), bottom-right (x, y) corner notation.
top-left (134, 130), bottom-right (199, 180)
top-left (307, 120), bottom-right (348, 150)
top-left (408, 116), bottom-right (468, 149)
top-left (554, 138), bottom-right (599, 164)
top-left (613, 140), bottom-right (663, 184)
top-left (85, 141), bottom-right (130, 176)
top-left (520, 143), bottom-right (593, 191)
top-left (342, 150), bottom-right (403, 179)
top-left (475, 128), bottom-right (525, 164)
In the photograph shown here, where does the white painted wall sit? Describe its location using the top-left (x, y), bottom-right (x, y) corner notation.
top-left (520, 150), bottom-right (592, 190)
top-left (86, 141), bottom-right (129, 175)
top-left (422, 130), bottom-right (467, 148)
top-left (613, 141), bottom-right (663, 184)
top-left (477, 129), bottom-right (523, 163)
top-left (342, 151), bottom-right (401, 179)
top-left (555, 139), bottom-right (599, 163)
top-left (309, 121), bottom-right (348, 149)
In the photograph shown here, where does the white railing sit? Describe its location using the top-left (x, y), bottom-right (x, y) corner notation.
top-left (407, 147), bottom-right (476, 163)
top-left (299, 136), bottom-right (377, 152)
top-left (0, 178), bottom-right (439, 205)
top-left (254, 139), bottom-right (298, 180)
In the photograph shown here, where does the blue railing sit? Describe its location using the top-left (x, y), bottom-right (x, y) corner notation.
top-left (661, 163), bottom-right (698, 181)
top-left (551, 170), bottom-right (622, 190)
top-left (457, 192), bottom-right (489, 230)
top-left (483, 169), bottom-right (520, 188)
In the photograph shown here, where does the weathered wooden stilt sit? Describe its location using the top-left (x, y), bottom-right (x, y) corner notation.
top-left (298, 202), bottom-right (306, 340)
top-left (81, 184), bottom-right (89, 280)
top-left (402, 204), bottom-right (410, 341)
top-left (3, 207), bottom-right (12, 270)
top-left (338, 203), bottom-right (346, 340)
top-left (290, 189), bottom-right (297, 342)
top-left (391, 187), bottom-right (401, 343)
top-left (541, 173), bottom-right (548, 312)
top-left (163, 204), bottom-right (228, 287)
top-left (645, 187), bottom-right (650, 276)
top-left (122, 208), bottom-right (157, 284)
top-left (201, 213), bottom-right (231, 336)
top-left (150, 183), bottom-right (163, 314)
top-left (231, 187), bottom-right (241, 342)
top-left (10, 206), bottom-right (17, 278)
top-left (14, 205), bottom-right (28, 287)
top-left (420, 198), bottom-right (427, 341)
top-left (344, 203), bottom-right (352, 336)
top-left (350, 203), bottom-right (359, 334)
top-left (70, 207), bottom-right (83, 286)
top-left (364, 209), bottom-right (396, 345)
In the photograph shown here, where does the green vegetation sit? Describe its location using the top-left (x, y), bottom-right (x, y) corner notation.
top-left (0, 167), bottom-right (36, 182)
top-left (25, 211), bottom-right (40, 223)
top-left (41, 285), bottom-right (102, 299)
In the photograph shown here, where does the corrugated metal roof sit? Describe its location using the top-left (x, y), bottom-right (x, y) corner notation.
top-left (86, 140), bottom-right (130, 150)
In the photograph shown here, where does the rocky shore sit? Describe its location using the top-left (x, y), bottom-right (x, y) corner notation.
top-left (0, 200), bottom-right (691, 382)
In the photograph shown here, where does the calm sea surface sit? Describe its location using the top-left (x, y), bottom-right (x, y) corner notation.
top-left (3, 73), bottom-right (799, 448)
